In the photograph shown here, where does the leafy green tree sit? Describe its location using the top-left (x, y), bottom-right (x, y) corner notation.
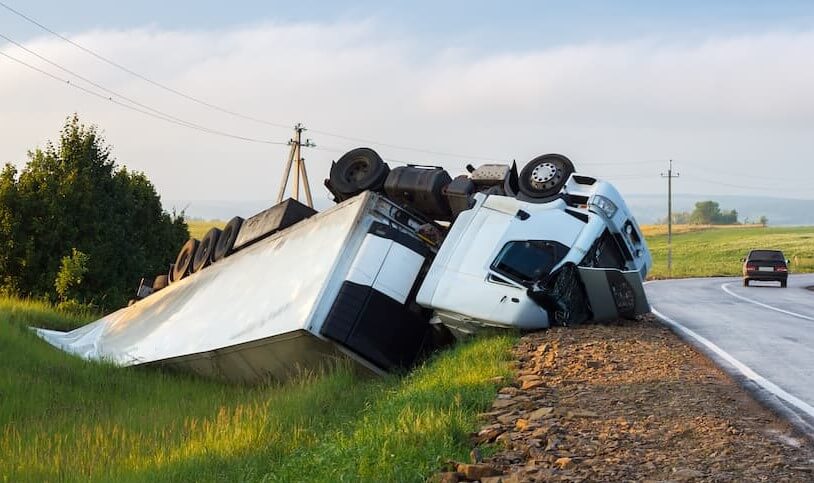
top-left (55, 248), bottom-right (90, 302)
top-left (0, 164), bottom-right (28, 295)
top-left (0, 115), bottom-right (188, 308)
top-left (689, 201), bottom-right (739, 225)
top-left (689, 201), bottom-right (721, 224)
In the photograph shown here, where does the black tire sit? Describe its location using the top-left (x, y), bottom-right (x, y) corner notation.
top-left (213, 216), bottom-right (243, 262)
top-left (743, 279), bottom-right (749, 287)
top-left (172, 238), bottom-right (199, 283)
top-left (781, 280), bottom-right (787, 288)
top-left (153, 274), bottom-right (169, 291)
top-left (518, 154), bottom-right (575, 199)
top-left (329, 147), bottom-right (390, 199)
top-left (192, 227), bottom-right (221, 272)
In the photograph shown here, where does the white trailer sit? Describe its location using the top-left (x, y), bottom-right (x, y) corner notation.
top-left (37, 193), bottom-right (442, 383)
top-left (36, 149), bottom-right (652, 383)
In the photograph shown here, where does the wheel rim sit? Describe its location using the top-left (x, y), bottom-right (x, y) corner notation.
top-left (529, 161), bottom-right (563, 190)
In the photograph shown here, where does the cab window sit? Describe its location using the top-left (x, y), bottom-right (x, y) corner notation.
top-left (491, 240), bottom-right (569, 284)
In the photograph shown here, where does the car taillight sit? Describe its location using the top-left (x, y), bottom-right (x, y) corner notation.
top-left (776, 266), bottom-right (788, 272)
top-left (746, 265), bottom-right (757, 271)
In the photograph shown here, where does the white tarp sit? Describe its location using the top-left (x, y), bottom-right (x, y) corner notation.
top-left (36, 195), bottom-right (368, 367)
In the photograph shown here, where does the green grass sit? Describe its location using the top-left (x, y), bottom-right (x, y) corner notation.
top-left (0, 297), bottom-right (515, 482)
top-left (645, 225), bottom-right (814, 278)
top-left (187, 220), bottom-right (225, 240)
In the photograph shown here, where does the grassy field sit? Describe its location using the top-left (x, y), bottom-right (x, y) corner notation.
top-left (644, 225), bottom-right (814, 279)
top-left (0, 297), bottom-right (515, 482)
top-left (187, 220), bottom-right (225, 240)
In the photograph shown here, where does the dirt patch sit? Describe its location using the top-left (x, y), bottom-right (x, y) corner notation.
top-left (465, 315), bottom-right (814, 482)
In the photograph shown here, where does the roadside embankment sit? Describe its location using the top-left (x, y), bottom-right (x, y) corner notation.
top-left (437, 316), bottom-right (814, 482)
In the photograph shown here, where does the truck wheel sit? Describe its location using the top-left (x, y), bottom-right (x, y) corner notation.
top-left (518, 154), bottom-right (575, 199)
top-left (172, 238), bottom-right (199, 282)
top-left (192, 227), bottom-right (221, 272)
top-left (329, 147), bottom-right (390, 199)
top-left (153, 274), bottom-right (169, 291)
top-left (743, 279), bottom-right (749, 287)
top-left (781, 280), bottom-right (787, 288)
top-left (213, 216), bottom-right (243, 262)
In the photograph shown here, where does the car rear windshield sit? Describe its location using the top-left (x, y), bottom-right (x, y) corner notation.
top-left (748, 250), bottom-right (785, 261)
top-left (492, 240), bottom-right (569, 283)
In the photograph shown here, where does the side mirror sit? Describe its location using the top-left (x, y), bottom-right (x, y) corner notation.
top-left (740, 258), bottom-right (746, 262)
top-left (786, 259), bottom-right (790, 264)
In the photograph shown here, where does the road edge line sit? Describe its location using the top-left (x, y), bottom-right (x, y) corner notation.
top-left (651, 306), bottom-right (814, 441)
top-left (720, 283), bottom-right (814, 322)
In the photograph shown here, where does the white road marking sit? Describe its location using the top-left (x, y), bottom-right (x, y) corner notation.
top-left (721, 283), bottom-right (814, 322)
top-left (651, 307), bottom-right (814, 421)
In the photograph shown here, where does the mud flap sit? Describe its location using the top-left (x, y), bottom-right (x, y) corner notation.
top-left (576, 267), bottom-right (649, 321)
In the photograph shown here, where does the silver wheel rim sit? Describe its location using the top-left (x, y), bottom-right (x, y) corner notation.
top-left (530, 162), bottom-right (558, 187)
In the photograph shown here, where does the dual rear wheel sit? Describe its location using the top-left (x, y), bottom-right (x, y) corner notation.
top-left (169, 216), bottom-right (244, 284)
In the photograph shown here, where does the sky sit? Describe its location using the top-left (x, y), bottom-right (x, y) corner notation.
top-left (1, 0), bottom-right (813, 213)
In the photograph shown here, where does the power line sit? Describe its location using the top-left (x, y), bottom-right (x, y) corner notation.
top-left (580, 159), bottom-right (666, 166)
top-left (0, 0), bottom-right (293, 131)
top-left (308, 129), bottom-right (502, 162)
top-left (0, 31), bottom-right (290, 145)
top-left (0, 1), bottom-right (509, 162)
top-left (680, 173), bottom-right (805, 192)
top-left (679, 160), bottom-right (798, 184)
top-left (0, 50), bottom-right (289, 145)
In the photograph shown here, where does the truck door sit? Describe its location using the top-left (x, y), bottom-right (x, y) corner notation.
top-left (320, 223), bottom-right (432, 370)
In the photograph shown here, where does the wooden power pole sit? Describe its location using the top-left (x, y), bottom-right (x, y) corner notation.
top-left (661, 160), bottom-right (679, 276)
top-left (277, 123), bottom-right (316, 207)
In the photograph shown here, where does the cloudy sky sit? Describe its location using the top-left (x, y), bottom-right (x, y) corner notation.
top-left (1, 0), bottom-right (813, 213)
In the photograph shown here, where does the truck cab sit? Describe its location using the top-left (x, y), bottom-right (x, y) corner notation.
top-left (415, 173), bottom-right (651, 334)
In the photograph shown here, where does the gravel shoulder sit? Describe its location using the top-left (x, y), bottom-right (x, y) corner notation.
top-left (450, 316), bottom-right (814, 482)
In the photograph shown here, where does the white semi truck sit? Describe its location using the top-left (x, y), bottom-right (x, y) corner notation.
top-left (36, 149), bottom-right (651, 383)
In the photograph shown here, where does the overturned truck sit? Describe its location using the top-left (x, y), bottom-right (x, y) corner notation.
top-left (36, 150), bottom-right (651, 383)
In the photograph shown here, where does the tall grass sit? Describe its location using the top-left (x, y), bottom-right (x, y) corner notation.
top-left (644, 225), bottom-right (814, 278)
top-left (0, 298), bottom-right (515, 482)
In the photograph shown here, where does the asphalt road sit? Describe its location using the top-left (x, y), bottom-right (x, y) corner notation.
top-left (646, 274), bottom-right (814, 436)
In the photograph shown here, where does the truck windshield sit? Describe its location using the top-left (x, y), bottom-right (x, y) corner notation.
top-left (491, 240), bottom-right (569, 283)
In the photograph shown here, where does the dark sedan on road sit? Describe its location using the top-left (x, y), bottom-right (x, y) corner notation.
top-left (742, 249), bottom-right (789, 287)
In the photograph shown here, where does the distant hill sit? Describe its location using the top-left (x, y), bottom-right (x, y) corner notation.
top-left (625, 194), bottom-right (814, 226)
top-left (165, 194), bottom-right (814, 227)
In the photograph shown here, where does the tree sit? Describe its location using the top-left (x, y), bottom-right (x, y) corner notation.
top-left (55, 248), bottom-right (90, 302)
top-left (0, 164), bottom-right (27, 295)
top-left (758, 215), bottom-right (768, 227)
top-left (689, 201), bottom-right (721, 224)
top-left (0, 115), bottom-right (188, 308)
top-left (689, 200), bottom-right (739, 225)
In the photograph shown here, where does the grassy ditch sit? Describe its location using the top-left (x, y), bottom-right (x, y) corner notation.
top-left (644, 225), bottom-right (814, 278)
top-left (0, 297), bottom-right (515, 482)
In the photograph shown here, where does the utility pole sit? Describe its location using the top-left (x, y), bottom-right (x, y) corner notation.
top-left (277, 123), bottom-right (316, 207)
top-left (661, 160), bottom-right (679, 277)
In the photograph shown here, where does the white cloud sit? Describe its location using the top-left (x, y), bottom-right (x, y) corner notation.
top-left (1, 22), bottom-right (812, 207)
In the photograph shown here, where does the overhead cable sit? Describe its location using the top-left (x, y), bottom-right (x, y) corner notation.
top-left (0, 0), bottom-right (293, 131)
top-left (0, 1), bottom-right (507, 161)
top-left (0, 50), bottom-right (289, 145)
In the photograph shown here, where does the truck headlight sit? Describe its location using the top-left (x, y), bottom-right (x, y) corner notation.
top-left (589, 195), bottom-right (618, 218)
